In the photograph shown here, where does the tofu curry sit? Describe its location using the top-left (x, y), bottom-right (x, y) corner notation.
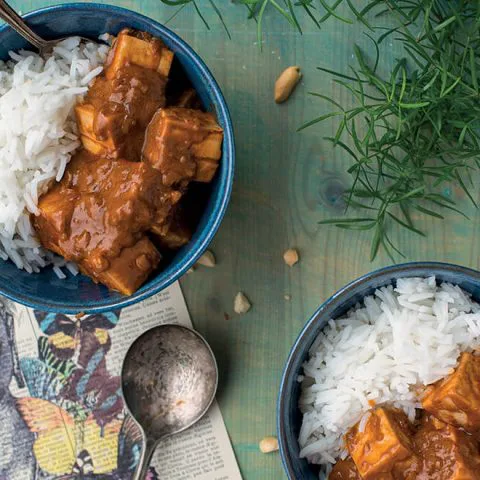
top-left (330, 351), bottom-right (480, 479)
top-left (32, 29), bottom-right (223, 295)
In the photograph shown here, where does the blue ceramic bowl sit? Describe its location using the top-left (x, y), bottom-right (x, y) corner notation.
top-left (277, 262), bottom-right (480, 480)
top-left (0, 4), bottom-right (234, 314)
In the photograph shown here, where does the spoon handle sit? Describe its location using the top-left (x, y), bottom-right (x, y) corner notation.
top-left (0, 0), bottom-right (46, 50)
top-left (134, 436), bottom-right (158, 480)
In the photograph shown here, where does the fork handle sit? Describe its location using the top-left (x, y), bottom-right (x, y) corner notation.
top-left (0, 0), bottom-right (47, 50)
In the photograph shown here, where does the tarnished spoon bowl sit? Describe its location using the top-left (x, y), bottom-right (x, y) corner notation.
top-left (121, 324), bottom-right (218, 480)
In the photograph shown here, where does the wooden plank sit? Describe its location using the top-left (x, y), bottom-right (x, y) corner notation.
top-left (7, 2), bottom-right (480, 479)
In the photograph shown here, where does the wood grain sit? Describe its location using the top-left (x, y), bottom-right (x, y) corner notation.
top-left (8, 2), bottom-right (480, 478)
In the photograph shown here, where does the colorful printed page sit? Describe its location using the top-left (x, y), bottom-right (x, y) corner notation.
top-left (0, 282), bottom-right (242, 480)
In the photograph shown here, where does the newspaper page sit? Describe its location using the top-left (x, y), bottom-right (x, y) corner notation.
top-left (0, 282), bottom-right (242, 480)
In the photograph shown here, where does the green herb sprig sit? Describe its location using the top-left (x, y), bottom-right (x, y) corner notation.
top-left (160, 0), bottom-right (365, 44)
top-left (302, 0), bottom-right (480, 261)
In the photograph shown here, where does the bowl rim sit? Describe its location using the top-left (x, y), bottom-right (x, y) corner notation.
top-left (0, 3), bottom-right (235, 314)
top-left (277, 261), bottom-right (480, 480)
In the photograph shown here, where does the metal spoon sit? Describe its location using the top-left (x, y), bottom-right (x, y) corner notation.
top-left (121, 324), bottom-right (218, 480)
top-left (0, 0), bottom-right (99, 54)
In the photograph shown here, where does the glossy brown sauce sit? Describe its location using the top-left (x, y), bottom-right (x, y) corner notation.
top-left (35, 151), bottom-right (175, 265)
top-left (332, 353), bottom-right (480, 479)
top-left (143, 107), bottom-right (222, 187)
top-left (87, 64), bottom-right (166, 159)
top-left (330, 458), bottom-right (362, 479)
top-left (33, 28), bottom-right (223, 295)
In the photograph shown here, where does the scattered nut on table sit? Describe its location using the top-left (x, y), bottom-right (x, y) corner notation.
top-left (259, 436), bottom-right (279, 453)
top-left (196, 250), bottom-right (216, 267)
top-left (275, 66), bottom-right (302, 103)
top-left (284, 294), bottom-right (291, 301)
top-left (283, 248), bottom-right (299, 267)
top-left (234, 292), bottom-right (251, 314)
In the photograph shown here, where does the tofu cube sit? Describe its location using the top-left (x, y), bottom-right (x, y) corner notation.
top-left (176, 88), bottom-right (202, 109)
top-left (77, 64), bottom-right (167, 161)
top-left (105, 29), bottom-right (174, 80)
top-left (32, 186), bottom-right (78, 258)
top-left (78, 136), bottom-right (110, 158)
top-left (86, 63), bottom-right (167, 129)
top-left (422, 352), bottom-right (480, 432)
top-left (75, 103), bottom-right (120, 158)
top-left (345, 408), bottom-right (414, 479)
top-left (35, 156), bottom-right (173, 281)
top-left (150, 212), bottom-right (191, 250)
top-left (142, 107), bottom-right (223, 186)
top-left (82, 159), bottom-right (176, 234)
top-left (76, 103), bottom-right (122, 145)
top-left (195, 159), bottom-right (220, 183)
top-left (415, 415), bottom-right (480, 480)
top-left (190, 131), bottom-right (223, 160)
top-left (75, 103), bottom-right (95, 138)
top-left (83, 237), bottom-right (161, 296)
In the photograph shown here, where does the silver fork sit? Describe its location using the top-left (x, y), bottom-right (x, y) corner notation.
top-left (0, 0), bottom-right (102, 54)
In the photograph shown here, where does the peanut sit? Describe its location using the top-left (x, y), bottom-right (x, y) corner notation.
top-left (234, 292), bottom-right (251, 314)
top-left (275, 66), bottom-right (302, 103)
top-left (196, 250), bottom-right (216, 267)
top-left (283, 248), bottom-right (299, 267)
top-left (259, 436), bottom-right (279, 453)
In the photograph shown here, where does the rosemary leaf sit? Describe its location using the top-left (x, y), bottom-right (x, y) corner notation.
top-left (305, 0), bottom-right (480, 260)
top-left (160, 0), bottom-right (368, 40)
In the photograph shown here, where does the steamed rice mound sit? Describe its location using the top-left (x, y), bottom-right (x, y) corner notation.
top-left (298, 276), bottom-right (480, 476)
top-left (0, 37), bottom-right (109, 275)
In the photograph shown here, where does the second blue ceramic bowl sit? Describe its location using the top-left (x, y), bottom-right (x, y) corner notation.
top-left (277, 262), bottom-right (480, 479)
top-left (0, 3), bottom-right (234, 314)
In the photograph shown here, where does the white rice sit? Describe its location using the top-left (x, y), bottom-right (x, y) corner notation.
top-left (0, 36), bottom-right (109, 275)
top-left (298, 276), bottom-right (480, 473)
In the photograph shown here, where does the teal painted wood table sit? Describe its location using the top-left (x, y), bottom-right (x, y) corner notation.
top-left (6, 2), bottom-right (480, 479)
